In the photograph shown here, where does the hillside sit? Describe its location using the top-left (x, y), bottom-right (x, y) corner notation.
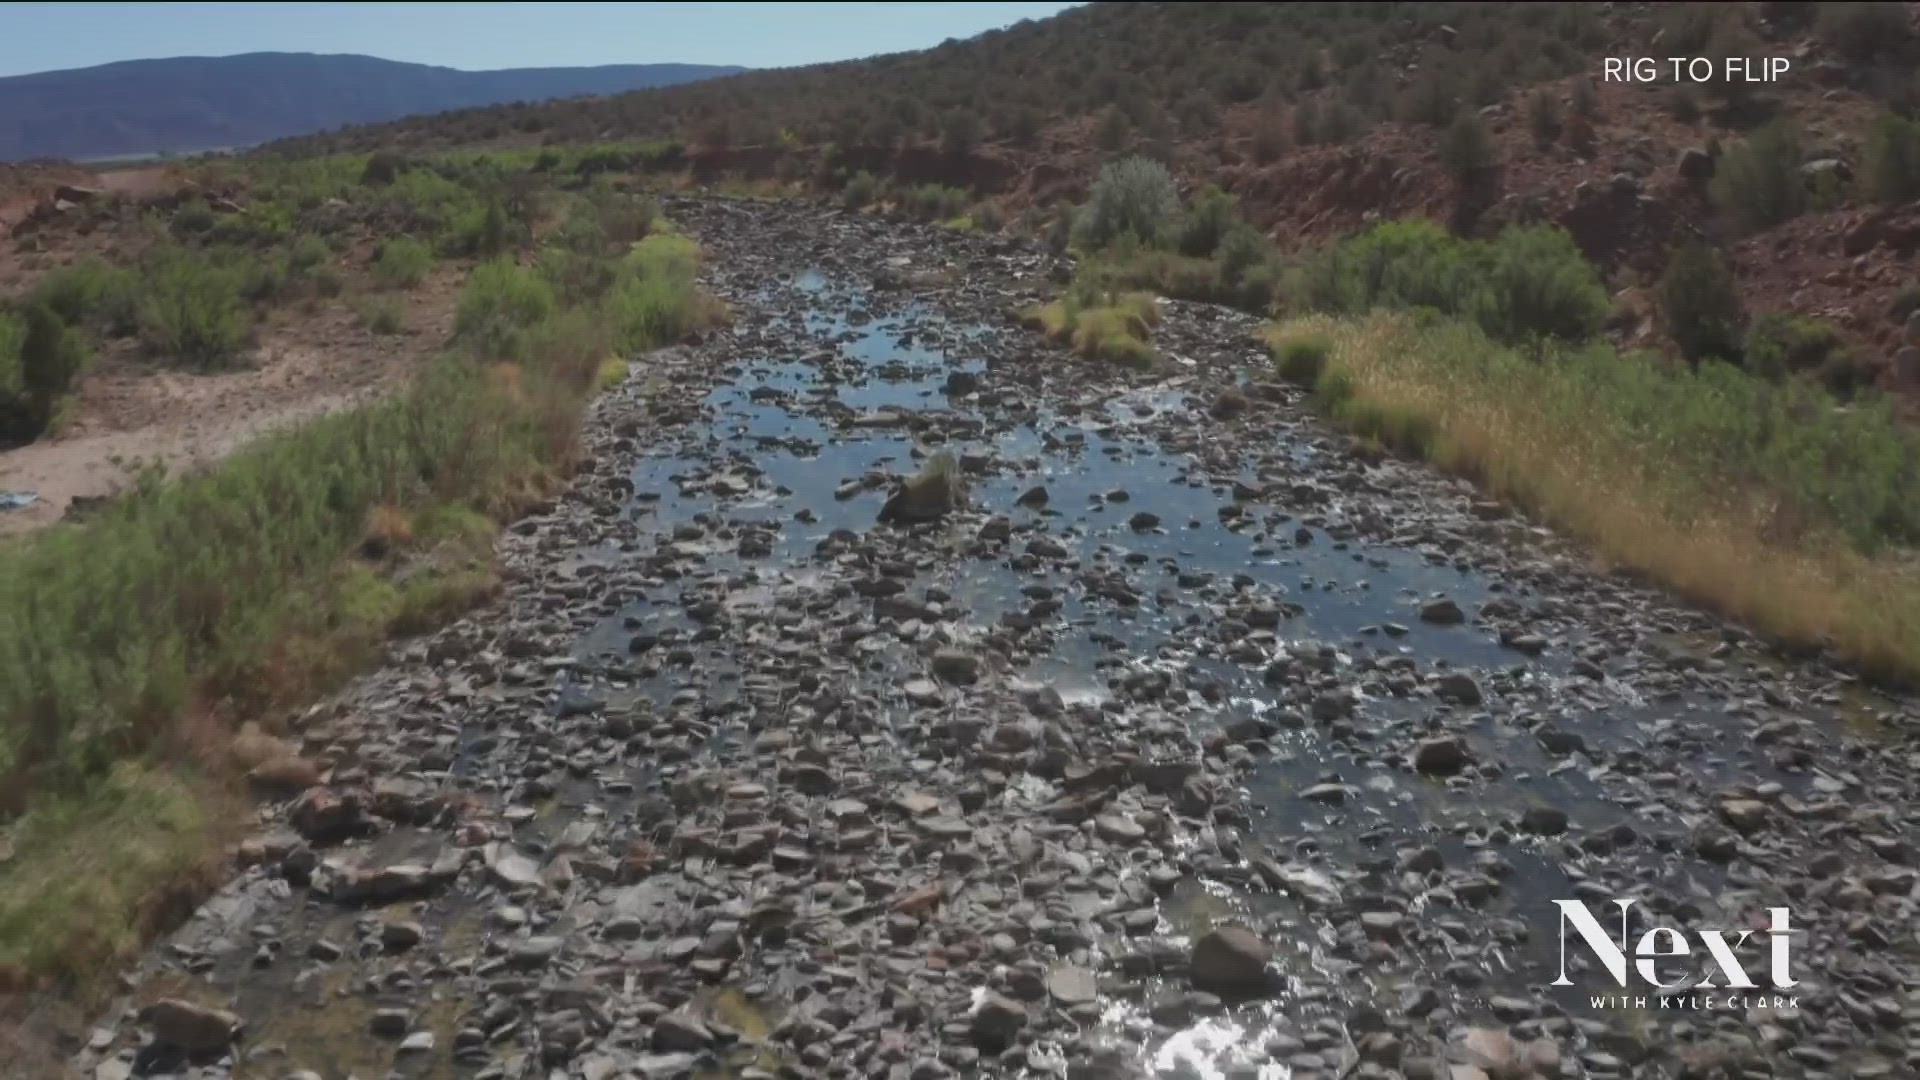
top-left (0, 52), bottom-right (744, 161)
top-left (272, 2), bottom-right (1920, 384)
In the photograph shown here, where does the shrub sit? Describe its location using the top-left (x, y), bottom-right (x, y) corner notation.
top-left (0, 312), bottom-right (31, 444)
top-left (455, 259), bottom-right (557, 359)
top-left (842, 171), bottom-right (880, 210)
top-left (361, 151), bottom-right (404, 185)
top-left (1710, 123), bottom-right (1807, 233)
top-left (1440, 111), bottom-right (1498, 181)
top-left (240, 255), bottom-right (289, 302)
top-left (1074, 156), bottom-right (1179, 250)
top-left (1272, 330), bottom-right (1332, 385)
top-left (1743, 313), bottom-right (1871, 392)
top-left (1570, 79), bottom-right (1598, 118)
top-left (373, 238), bottom-right (435, 288)
top-left (1816, 2), bottom-right (1912, 60)
top-left (446, 199), bottom-right (525, 259)
top-left (1176, 185), bottom-right (1239, 258)
top-left (1527, 92), bottom-right (1562, 147)
top-left (1095, 106), bottom-right (1132, 151)
top-left (1864, 113), bottom-right (1920, 204)
top-left (30, 261), bottom-right (139, 334)
top-left (138, 256), bottom-right (251, 368)
top-left (1021, 289), bottom-right (1158, 368)
top-left (603, 272), bottom-right (697, 354)
top-left (20, 304), bottom-right (86, 396)
top-left (169, 201), bottom-right (216, 238)
top-left (1658, 243), bottom-right (1745, 362)
top-left (1295, 218), bottom-right (1606, 343)
top-left (359, 299), bottom-right (404, 335)
top-left (1472, 225), bottom-right (1610, 342)
top-left (287, 233), bottom-right (330, 274)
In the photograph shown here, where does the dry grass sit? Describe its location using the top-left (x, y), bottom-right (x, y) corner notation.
top-left (1021, 290), bottom-right (1159, 368)
top-left (1266, 314), bottom-right (1920, 684)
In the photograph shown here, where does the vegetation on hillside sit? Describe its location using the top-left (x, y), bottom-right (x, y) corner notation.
top-left (272, 3), bottom-right (1623, 155)
top-left (1264, 314), bottom-right (1920, 681)
top-left (0, 151), bottom-right (715, 989)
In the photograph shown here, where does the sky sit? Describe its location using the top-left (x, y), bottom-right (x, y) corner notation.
top-left (0, 2), bottom-right (1079, 77)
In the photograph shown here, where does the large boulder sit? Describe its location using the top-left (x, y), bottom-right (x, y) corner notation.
top-left (141, 999), bottom-right (241, 1052)
top-left (1676, 146), bottom-right (1714, 181)
top-left (1189, 926), bottom-right (1272, 992)
top-left (877, 451), bottom-right (966, 524)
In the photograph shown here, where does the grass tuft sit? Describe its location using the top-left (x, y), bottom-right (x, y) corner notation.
top-left (1263, 314), bottom-right (1920, 683)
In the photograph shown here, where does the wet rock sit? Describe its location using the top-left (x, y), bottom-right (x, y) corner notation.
top-left (930, 648), bottom-right (979, 685)
top-left (288, 786), bottom-right (371, 842)
top-left (1209, 387), bottom-right (1250, 418)
top-left (140, 999), bottom-right (241, 1052)
top-left (1419, 598), bottom-right (1466, 625)
top-left (1435, 671), bottom-right (1482, 706)
top-left (1016, 485), bottom-right (1049, 507)
top-left (1095, 813), bottom-right (1146, 845)
top-left (1189, 926), bottom-right (1272, 992)
top-left (879, 451), bottom-right (966, 524)
top-left (1047, 963), bottom-right (1098, 1005)
top-left (487, 843), bottom-right (545, 890)
top-left (1718, 798), bottom-right (1770, 833)
top-left (1519, 806), bottom-right (1569, 835)
top-left (398, 1031), bottom-right (435, 1054)
top-left (1128, 511), bottom-right (1161, 532)
top-left (370, 1008), bottom-right (410, 1039)
top-left (653, 1012), bottom-right (713, 1052)
top-left (970, 992), bottom-right (1026, 1052)
top-left (1414, 735), bottom-right (1470, 775)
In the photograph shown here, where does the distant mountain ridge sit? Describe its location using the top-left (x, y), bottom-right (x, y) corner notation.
top-left (0, 52), bottom-right (745, 161)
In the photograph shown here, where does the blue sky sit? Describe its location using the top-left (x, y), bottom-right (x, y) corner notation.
top-left (0, 2), bottom-right (1079, 77)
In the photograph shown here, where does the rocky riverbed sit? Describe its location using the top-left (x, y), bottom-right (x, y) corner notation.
top-left (66, 197), bottom-right (1920, 1080)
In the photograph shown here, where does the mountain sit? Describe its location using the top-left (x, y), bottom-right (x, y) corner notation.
top-left (0, 52), bottom-right (746, 162)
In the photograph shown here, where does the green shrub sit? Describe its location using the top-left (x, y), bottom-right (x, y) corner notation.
top-left (842, 171), bottom-right (880, 210)
top-left (1864, 113), bottom-right (1920, 204)
top-left (169, 201), bottom-right (216, 239)
top-left (372, 238), bottom-right (434, 289)
top-left (287, 233), bottom-right (331, 274)
top-left (1074, 156), bottom-right (1179, 250)
top-left (1272, 330), bottom-right (1332, 385)
top-left (1816, 2), bottom-right (1912, 60)
top-left (1440, 111), bottom-right (1498, 181)
top-left (138, 255), bottom-right (251, 368)
top-left (541, 244), bottom-right (618, 302)
top-left (1471, 225), bottom-right (1610, 342)
top-left (1710, 123), bottom-right (1807, 233)
top-left (31, 261), bottom-right (139, 334)
top-left (1295, 218), bottom-right (1606, 343)
top-left (603, 272), bottom-right (696, 354)
top-left (1176, 185), bottom-right (1239, 258)
top-left (358, 299), bottom-right (404, 335)
top-left (1743, 313), bottom-right (1872, 393)
top-left (361, 151), bottom-right (404, 184)
top-left (1658, 243), bottom-right (1745, 362)
top-left (20, 304), bottom-right (87, 396)
top-left (446, 201), bottom-right (517, 258)
top-left (1527, 92), bottom-right (1562, 147)
top-left (455, 259), bottom-right (556, 358)
top-left (240, 254), bottom-right (290, 302)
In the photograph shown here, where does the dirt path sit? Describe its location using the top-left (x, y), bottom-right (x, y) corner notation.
top-left (0, 267), bottom-right (461, 535)
top-left (57, 198), bottom-right (1920, 1080)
